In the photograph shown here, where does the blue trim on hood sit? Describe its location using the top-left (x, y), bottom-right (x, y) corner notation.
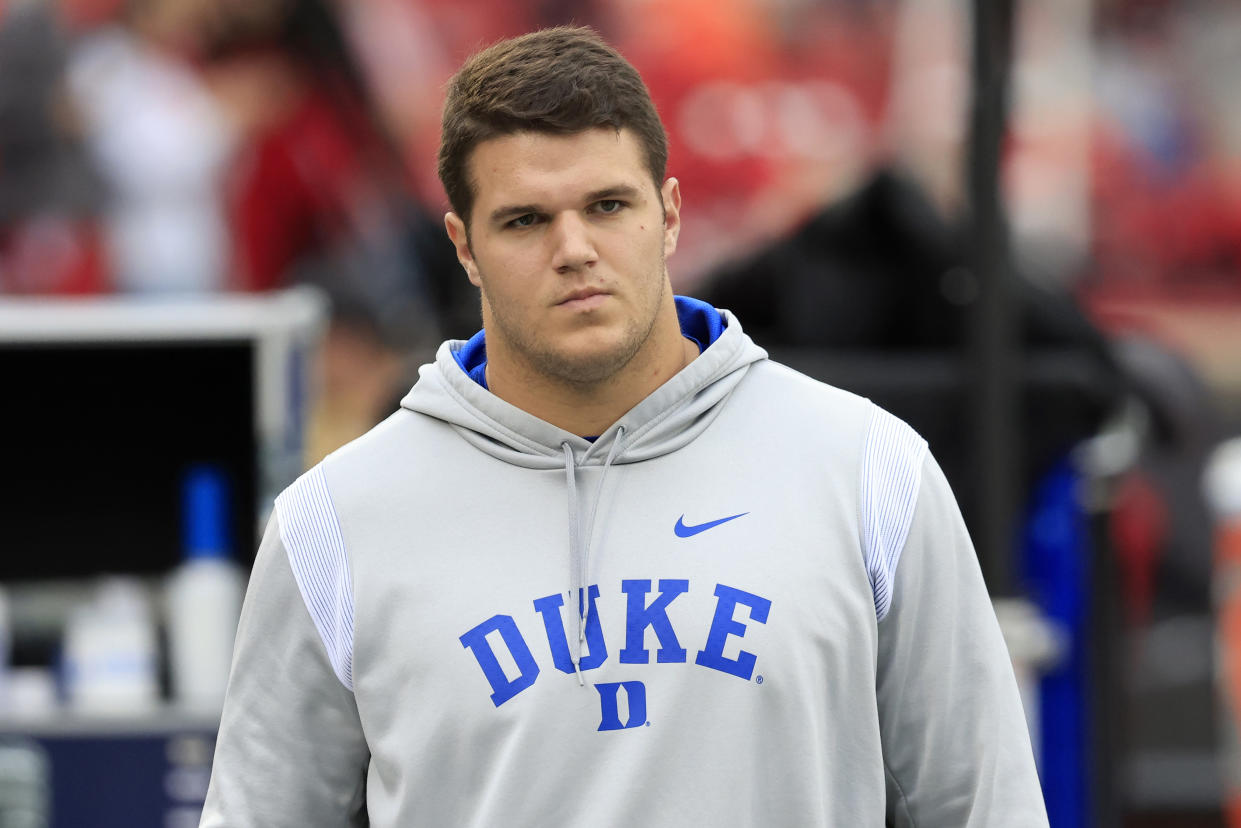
top-left (674, 295), bottom-right (725, 355)
top-left (451, 296), bottom-right (725, 390)
top-left (453, 329), bottom-right (490, 389)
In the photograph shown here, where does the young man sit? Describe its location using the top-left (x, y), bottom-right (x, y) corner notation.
top-left (202, 27), bottom-right (1048, 827)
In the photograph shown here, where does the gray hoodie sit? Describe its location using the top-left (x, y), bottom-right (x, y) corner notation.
top-left (201, 300), bottom-right (1048, 826)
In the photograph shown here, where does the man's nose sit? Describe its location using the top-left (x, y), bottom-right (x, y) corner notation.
top-left (550, 213), bottom-right (598, 273)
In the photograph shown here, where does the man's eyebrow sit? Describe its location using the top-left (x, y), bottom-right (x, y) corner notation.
top-left (584, 185), bottom-right (642, 203)
top-left (489, 203), bottom-right (541, 224)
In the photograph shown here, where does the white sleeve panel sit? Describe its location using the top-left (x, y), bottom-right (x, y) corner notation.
top-left (275, 464), bottom-right (356, 691)
top-left (876, 453), bottom-right (1049, 826)
top-left (859, 405), bottom-right (928, 622)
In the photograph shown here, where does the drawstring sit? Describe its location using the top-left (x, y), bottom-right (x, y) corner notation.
top-left (560, 426), bottom-right (625, 687)
top-left (560, 441), bottom-right (583, 685)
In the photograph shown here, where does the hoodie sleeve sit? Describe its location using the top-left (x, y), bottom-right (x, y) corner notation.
top-left (872, 449), bottom-right (1048, 826)
top-left (200, 509), bottom-right (369, 827)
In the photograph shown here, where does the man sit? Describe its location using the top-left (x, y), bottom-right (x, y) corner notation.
top-left (202, 26), bottom-right (1048, 827)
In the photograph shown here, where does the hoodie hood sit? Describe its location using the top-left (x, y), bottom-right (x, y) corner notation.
top-left (400, 298), bottom-right (767, 468)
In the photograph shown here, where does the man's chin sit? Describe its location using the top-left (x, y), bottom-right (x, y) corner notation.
top-left (534, 337), bottom-right (642, 387)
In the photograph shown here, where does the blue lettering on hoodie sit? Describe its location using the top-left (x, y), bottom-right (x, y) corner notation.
top-left (459, 614), bottom-right (541, 707)
top-left (533, 586), bottom-right (608, 674)
top-left (619, 579), bottom-right (689, 664)
top-left (460, 580), bottom-right (771, 716)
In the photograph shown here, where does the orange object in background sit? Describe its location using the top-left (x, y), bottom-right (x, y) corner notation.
top-left (1219, 518), bottom-right (1241, 826)
top-left (1221, 521), bottom-right (1241, 825)
top-left (1206, 439), bottom-right (1241, 826)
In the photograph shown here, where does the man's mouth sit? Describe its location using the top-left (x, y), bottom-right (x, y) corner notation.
top-left (556, 288), bottom-right (610, 310)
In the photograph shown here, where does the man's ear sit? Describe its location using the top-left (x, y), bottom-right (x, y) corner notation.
top-left (444, 212), bottom-right (481, 287)
top-left (660, 178), bottom-right (681, 258)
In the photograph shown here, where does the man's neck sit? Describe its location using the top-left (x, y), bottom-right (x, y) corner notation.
top-left (485, 331), bottom-right (699, 438)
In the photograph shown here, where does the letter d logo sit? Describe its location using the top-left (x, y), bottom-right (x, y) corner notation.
top-left (595, 681), bottom-right (647, 731)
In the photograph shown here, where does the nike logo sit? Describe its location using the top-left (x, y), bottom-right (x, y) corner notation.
top-left (674, 513), bottom-right (749, 538)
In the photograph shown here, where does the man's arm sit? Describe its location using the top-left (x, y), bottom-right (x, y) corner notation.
top-left (200, 511), bottom-right (369, 827)
top-left (876, 453), bottom-right (1048, 826)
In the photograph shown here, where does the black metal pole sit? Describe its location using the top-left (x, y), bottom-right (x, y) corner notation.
top-left (968, 0), bottom-right (1018, 597)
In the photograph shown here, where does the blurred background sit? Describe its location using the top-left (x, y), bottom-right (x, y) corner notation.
top-left (1, 0), bottom-right (1240, 825)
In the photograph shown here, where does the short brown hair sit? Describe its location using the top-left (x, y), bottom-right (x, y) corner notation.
top-left (437, 26), bottom-right (668, 225)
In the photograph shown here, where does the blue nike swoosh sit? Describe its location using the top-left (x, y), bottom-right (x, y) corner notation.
top-left (674, 512), bottom-right (749, 538)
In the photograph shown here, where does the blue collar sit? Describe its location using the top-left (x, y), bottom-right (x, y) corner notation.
top-left (452, 295), bottom-right (725, 390)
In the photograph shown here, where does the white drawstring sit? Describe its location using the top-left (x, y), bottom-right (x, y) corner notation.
top-left (560, 441), bottom-right (584, 686)
top-left (560, 426), bottom-right (625, 687)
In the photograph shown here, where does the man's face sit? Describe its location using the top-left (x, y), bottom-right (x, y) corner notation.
top-left (445, 127), bottom-right (681, 388)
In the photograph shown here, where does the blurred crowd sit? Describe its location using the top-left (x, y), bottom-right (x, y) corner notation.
top-left (1, 0), bottom-right (1240, 479)
top-left (1090, 0), bottom-right (1241, 299)
top-left (2, 0), bottom-right (1239, 368)
top-left (4, 0), bottom-right (1240, 407)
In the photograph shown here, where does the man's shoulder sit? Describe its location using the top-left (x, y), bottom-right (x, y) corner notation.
top-left (738, 356), bottom-right (876, 422)
top-left (286, 407), bottom-right (438, 515)
top-left (732, 358), bottom-right (928, 469)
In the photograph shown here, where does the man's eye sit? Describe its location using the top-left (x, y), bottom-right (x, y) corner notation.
top-left (595, 200), bottom-right (624, 214)
top-left (509, 214), bottom-right (538, 228)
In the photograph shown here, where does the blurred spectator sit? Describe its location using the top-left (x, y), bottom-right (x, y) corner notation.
top-left (198, 0), bottom-right (461, 344)
top-left (65, 0), bottom-right (234, 293)
top-left (1088, 1), bottom-right (1241, 298)
top-left (195, 0), bottom-right (467, 458)
top-left (0, 2), bottom-right (106, 294)
top-left (608, 0), bottom-right (892, 281)
top-left (341, 0), bottom-right (542, 205)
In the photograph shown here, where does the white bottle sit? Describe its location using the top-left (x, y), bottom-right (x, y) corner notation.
top-left (165, 467), bottom-right (244, 714)
top-left (63, 577), bottom-right (160, 715)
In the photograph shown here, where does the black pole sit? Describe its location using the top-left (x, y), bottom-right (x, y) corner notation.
top-left (968, 0), bottom-right (1018, 598)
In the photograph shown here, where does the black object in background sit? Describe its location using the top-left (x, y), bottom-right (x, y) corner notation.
top-left (0, 342), bottom-right (257, 580)
top-left (697, 168), bottom-right (1126, 542)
